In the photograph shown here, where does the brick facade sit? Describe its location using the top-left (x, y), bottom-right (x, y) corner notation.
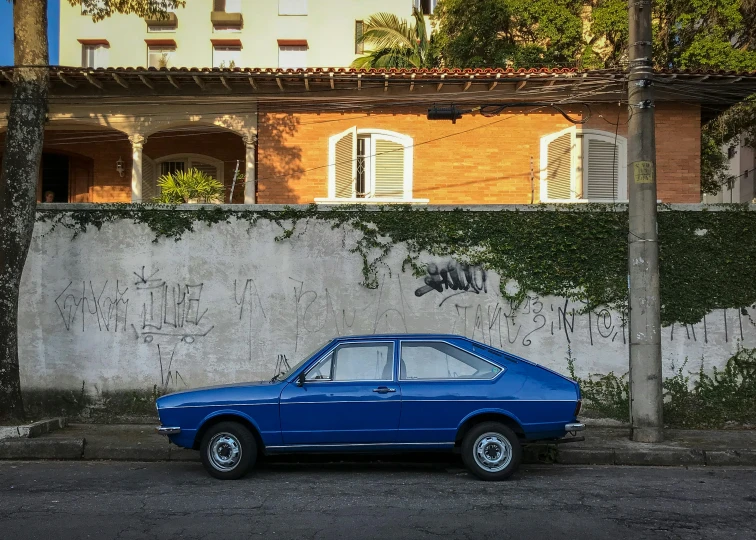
top-left (1, 102), bottom-right (701, 205)
top-left (257, 102), bottom-right (701, 204)
top-left (0, 129), bottom-right (246, 203)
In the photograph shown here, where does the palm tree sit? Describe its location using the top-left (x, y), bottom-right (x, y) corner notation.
top-left (352, 7), bottom-right (437, 69)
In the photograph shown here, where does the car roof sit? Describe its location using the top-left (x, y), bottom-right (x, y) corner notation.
top-left (333, 333), bottom-right (469, 342)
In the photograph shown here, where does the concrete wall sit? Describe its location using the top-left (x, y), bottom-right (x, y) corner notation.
top-left (19, 206), bottom-right (756, 396)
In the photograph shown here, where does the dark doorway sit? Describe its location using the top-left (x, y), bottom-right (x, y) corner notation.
top-left (38, 152), bottom-right (93, 203)
top-left (40, 153), bottom-right (69, 202)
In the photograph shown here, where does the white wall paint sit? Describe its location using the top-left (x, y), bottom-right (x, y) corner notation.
top-left (19, 212), bottom-right (756, 394)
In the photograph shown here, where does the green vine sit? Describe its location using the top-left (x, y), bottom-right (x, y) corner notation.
top-left (567, 345), bottom-right (756, 428)
top-left (36, 203), bottom-right (756, 326)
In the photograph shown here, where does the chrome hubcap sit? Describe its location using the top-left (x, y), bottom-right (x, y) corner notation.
top-left (208, 432), bottom-right (242, 472)
top-left (473, 432), bottom-right (512, 473)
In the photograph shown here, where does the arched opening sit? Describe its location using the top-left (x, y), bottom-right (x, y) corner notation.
top-left (143, 125), bottom-right (246, 203)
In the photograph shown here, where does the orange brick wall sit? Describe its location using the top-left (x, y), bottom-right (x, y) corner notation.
top-left (0, 129), bottom-right (246, 203)
top-left (582, 102), bottom-right (701, 203)
top-left (0, 130), bottom-right (133, 202)
top-left (1, 102), bottom-right (701, 205)
top-left (257, 102), bottom-right (702, 204)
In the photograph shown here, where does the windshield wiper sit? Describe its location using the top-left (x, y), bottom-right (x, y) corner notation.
top-left (270, 372), bottom-right (283, 383)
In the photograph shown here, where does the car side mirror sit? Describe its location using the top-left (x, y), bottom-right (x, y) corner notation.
top-left (296, 372), bottom-right (306, 387)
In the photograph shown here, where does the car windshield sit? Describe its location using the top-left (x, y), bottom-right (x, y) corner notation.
top-left (271, 340), bottom-right (331, 382)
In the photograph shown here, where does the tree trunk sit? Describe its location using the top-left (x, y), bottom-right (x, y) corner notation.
top-left (0, 0), bottom-right (49, 423)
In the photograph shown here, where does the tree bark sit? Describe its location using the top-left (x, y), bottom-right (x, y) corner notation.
top-left (0, 0), bottom-right (49, 422)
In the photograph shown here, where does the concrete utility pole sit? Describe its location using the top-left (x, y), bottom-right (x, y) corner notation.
top-left (627, 0), bottom-right (663, 442)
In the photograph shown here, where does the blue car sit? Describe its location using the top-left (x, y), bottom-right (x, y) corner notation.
top-left (156, 334), bottom-right (584, 481)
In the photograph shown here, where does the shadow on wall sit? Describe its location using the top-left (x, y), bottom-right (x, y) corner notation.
top-left (256, 110), bottom-right (302, 203)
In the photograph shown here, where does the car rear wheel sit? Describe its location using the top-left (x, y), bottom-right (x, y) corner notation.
top-left (200, 421), bottom-right (257, 480)
top-left (461, 422), bottom-right (521, 481)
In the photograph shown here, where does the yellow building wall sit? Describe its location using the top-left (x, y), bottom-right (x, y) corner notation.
top-left (59, 0), bottom-right (414, 69)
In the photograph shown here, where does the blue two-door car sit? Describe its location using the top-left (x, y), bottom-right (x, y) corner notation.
top-left (156, 334), bottom-right (584, 480)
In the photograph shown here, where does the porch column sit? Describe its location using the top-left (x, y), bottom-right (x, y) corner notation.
top-left (129, 134), bottom-right (147, 202)
top-left (243, 135), bottom-right (256, 204)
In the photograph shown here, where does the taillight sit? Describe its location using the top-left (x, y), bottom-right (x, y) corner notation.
top-left (574, 400), bottom-right (582, 417)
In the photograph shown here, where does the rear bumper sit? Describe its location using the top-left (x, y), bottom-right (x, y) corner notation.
top-left (565, 423), bottom-right (585, 432)
top-left (156, 426), bottom-right (181, 435)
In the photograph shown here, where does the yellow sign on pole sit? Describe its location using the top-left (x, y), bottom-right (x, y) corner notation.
top-left (633, 161), bottom-right (654, 184)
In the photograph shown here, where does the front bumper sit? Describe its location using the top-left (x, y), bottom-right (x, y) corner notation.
top-left (565, 423), bottom-right (585, 432)
top-left (156, 426), bottom-right (181, 435)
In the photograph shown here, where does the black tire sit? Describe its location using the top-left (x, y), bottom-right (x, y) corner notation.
top-left (199, 421), bottom-right (257, 480)
top-left (461, 422), bottom-right (522, 481)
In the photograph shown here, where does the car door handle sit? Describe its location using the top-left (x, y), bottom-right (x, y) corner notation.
top-left (372, 387), bottom-right (396, 394)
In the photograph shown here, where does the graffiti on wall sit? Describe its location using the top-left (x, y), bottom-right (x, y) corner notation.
top-left (48, 259), bottom-right (756, 389)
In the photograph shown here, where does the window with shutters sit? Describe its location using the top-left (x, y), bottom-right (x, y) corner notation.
top-left (540, 128), bottom-right (627, 202)
top-left (146, 154), bottom-right (225, 202)
top-left (355, 21), bottom-right (365, 54)
top-left (318, 128), bottom-right (422, 203)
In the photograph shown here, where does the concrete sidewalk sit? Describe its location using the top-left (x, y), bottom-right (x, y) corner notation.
top-left (0, 422), bottom-right (754, 466)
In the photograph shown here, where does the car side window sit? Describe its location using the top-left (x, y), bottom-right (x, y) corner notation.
top-left (305, 353), bottom-right (333, 381)
top-left (305, 342), bottom-right (395, 382)
top-left (400, 341), bottom-right (502, 380)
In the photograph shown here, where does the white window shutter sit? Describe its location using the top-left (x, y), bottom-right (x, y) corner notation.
top-left (585, 137), bottom-right (619, 200)
top-left (373, 139), bottom-right (405, 197)
top-left (331, 127), bottom-right (356, 198)
top-left (547, 132), bottom-right (573, 200)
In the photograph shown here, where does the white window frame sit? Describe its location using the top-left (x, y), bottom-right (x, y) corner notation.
top-left (278, 45), bottom-right (308, 69)
top-left (318, 128), bottom-right (427, 204)
top-left (212, 46), bottom-right (241, 68)
top-left (81, 44), bottom-right (109, 68)
top-left (147, 46), bottom-right (176, 68)
top-left (398, 340), bottom-right (505, 381)
top-left (155, 154), bottom-right (225, 185)
top-left (279, 0), bottom-right (308, 16)
top-left (540, 127), bottom-right (628, 203)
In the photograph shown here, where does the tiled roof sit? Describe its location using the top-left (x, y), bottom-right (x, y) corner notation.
top-left (0, 66), bottom-right (754, 112)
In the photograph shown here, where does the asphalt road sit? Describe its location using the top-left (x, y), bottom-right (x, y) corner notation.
top-left (1, 460), bottom-right (755, 540)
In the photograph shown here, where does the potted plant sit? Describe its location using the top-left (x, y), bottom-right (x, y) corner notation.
top-left (154, 168), bottom-right (224, 204)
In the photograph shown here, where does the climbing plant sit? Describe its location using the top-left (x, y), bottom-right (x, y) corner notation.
top-left (35, 203), bottom-right (756, 327)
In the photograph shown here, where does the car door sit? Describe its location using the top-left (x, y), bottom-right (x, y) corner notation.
top-left (396, 339), bottom-right (504, 444)
top-left (279, 340), bottom-right (401, 445)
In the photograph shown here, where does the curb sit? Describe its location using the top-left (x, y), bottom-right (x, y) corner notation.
top-left (0, 418), bottom-right (68, 441)
top-left (0, 438), bottom-right (84, 459)
top-left (1, 438), bottom-right (755, 466)
top-left (556, 447), bottom-right (756, 466)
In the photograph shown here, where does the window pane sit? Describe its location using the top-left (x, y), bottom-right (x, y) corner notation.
top-left (213, 46), bottom-right (241, 68)
top-left (278, 45), bottom-right (307, 68)
top-left (160, 161), bottom-right (185, 176)
top-left (332, 343), bottom-right (394, 381)
top-left (355, 21), bottom-right (364, 54)
top-left (148, 47), bottom-right (175, 68)
top-left (225, 0), bottom-right (241, 12)
top-left (356, 137), bottom-right (368, 197)
top-left (82, 45), bottom-right (108, 68)
top-left (279, 0), bottom-right (307, 15)
top-left (306, 354), bottom-right (333, 381)
top-left (400, 342), bottom-right (501, 380)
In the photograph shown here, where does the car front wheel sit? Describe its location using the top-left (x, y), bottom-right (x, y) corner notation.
top-left (200, 421), bottom-right (257, 480)
top-left (461, 422), bottom-right (521, 481)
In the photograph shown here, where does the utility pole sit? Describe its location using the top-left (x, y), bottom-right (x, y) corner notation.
top-left (627, 0), bottom-right (663, 442)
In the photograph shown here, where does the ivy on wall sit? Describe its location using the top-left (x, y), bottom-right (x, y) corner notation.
top-left (36, 203), bottom-right (756, 326)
